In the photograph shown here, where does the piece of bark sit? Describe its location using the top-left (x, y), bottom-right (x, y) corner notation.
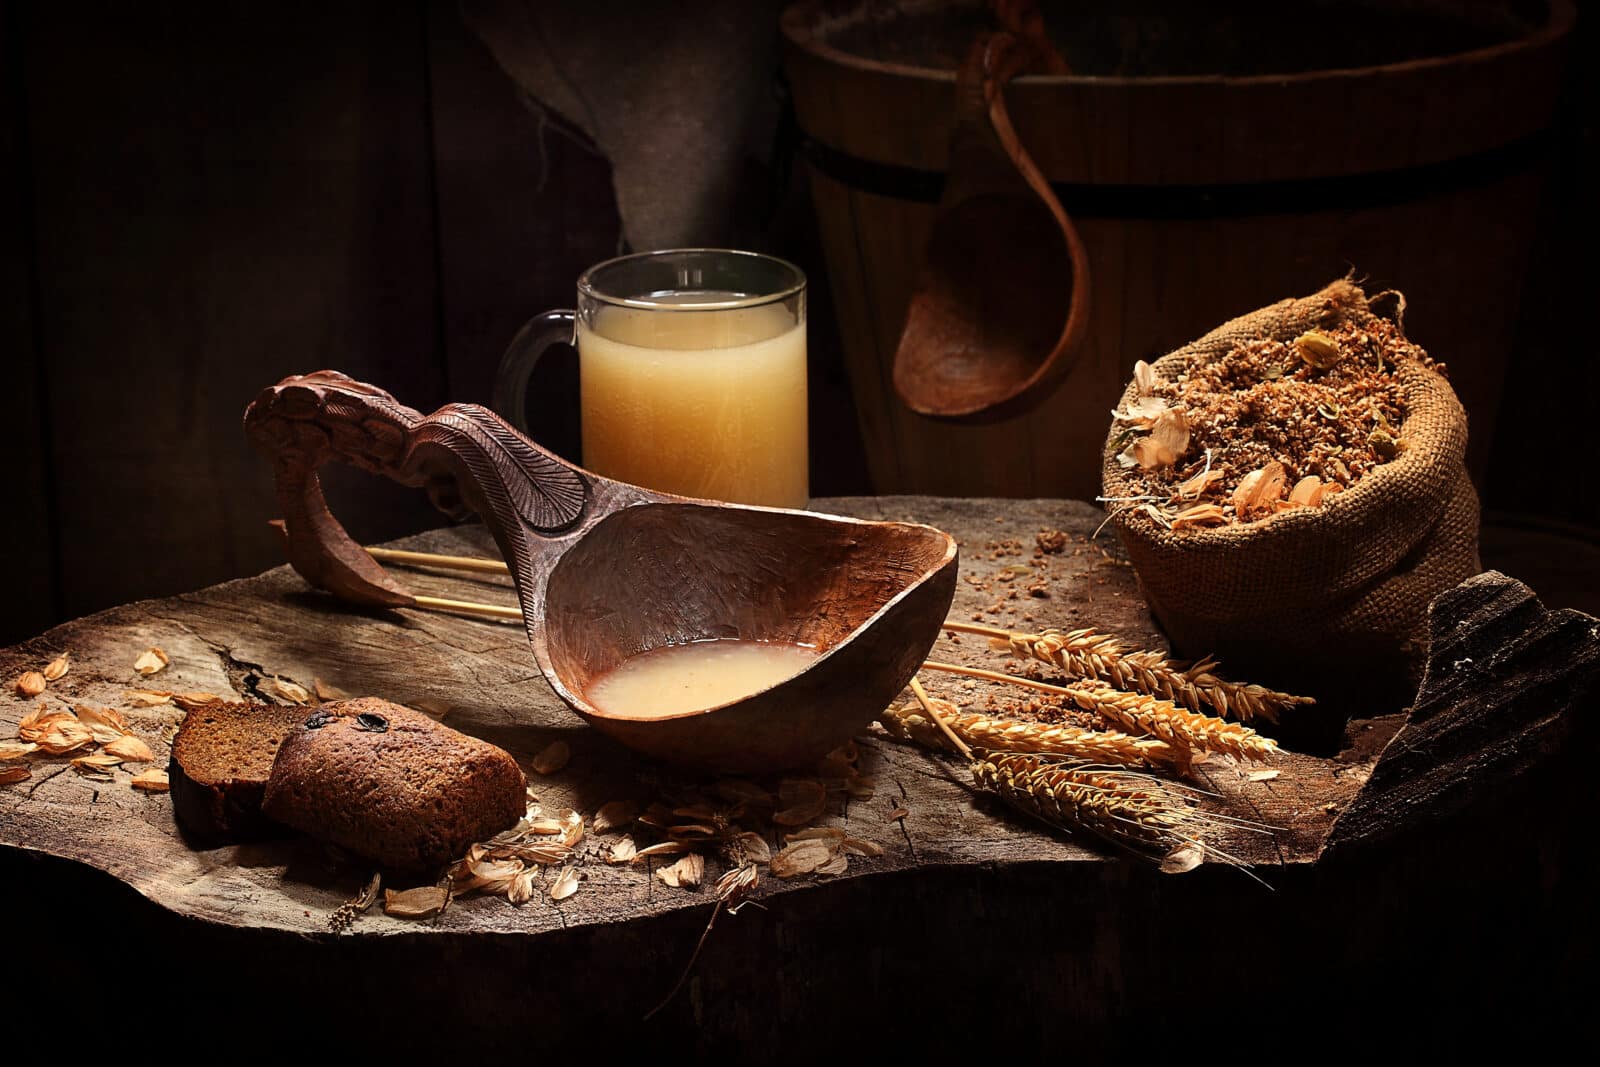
top-left (1321, 571), bottom-right (1600, 860)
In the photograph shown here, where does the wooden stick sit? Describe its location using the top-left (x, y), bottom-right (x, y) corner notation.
top-left (920, 659), bottom-right (1076, 696)
top-left (412, 595), bottom-right (522, 622)
top-left (940, 620), bottom-right (1011, 639)
top-left (362, 549), bottom-right (1014, 642)
top-left (909, 676), bottom-right (971, 759)
top-left (368, 546), bottom-right (511, 575)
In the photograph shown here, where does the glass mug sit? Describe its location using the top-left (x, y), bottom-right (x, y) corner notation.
top-left (493, 249), bottom-right (809, 509)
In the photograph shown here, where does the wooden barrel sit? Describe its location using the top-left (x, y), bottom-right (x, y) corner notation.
top-left (782, 1), bottom-right (1575, 499)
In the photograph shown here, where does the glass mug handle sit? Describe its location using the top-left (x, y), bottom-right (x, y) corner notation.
top-left (491, 309), bottom-right (576, 435)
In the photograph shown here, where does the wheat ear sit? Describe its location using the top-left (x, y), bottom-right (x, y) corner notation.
top-left (943, 621), bottom-right (1313, 724)
top-left (970, 752), bottom-right (1210, 856)
top-left (919, 660), bottom-right (1277, 763)
top-left (879, 700), bottom-right (1187, 771)
top-left (1066, 684), bottom-right (1278, 763)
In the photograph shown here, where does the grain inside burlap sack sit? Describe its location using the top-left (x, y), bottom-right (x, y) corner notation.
top-left (1101, 279), bottom-right (1481, 702)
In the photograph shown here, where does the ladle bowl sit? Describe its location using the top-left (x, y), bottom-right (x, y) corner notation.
top-left (244, 371), bottom-right (959, 773)
top-left (893, 30), bottom-right (1090, 421)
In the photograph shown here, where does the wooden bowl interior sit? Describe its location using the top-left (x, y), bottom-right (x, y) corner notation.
top-left (543, 503), bottom-right (954, 710)
top-left (896, 192), bottom-right (1070, 414)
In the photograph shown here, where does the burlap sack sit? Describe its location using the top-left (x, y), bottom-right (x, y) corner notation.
top-left (1101, 280), bottom-right (1481, 702)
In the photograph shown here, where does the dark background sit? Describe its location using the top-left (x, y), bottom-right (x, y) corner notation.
top-left (2, 0), bottom-right (1595, 646)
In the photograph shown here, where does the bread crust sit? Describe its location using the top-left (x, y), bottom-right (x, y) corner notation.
top-left (261, 698), bottom-right (527, 872)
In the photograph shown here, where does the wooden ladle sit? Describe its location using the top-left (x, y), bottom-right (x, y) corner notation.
top-left (893, 29), bottom-right (1090, 420)
top-left (243, 371), bottom-right (959, 773)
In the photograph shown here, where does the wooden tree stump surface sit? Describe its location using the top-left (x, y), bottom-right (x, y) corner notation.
top-left (0, 497), bottom-right (1395, 939)
top-left (5, 496), bottom-right (1596, 1051)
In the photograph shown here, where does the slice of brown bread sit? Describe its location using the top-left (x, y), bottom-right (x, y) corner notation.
top-left (168, 702), bottom-right (308, 844)
top-left (262, 697), bottom-right (527, 872)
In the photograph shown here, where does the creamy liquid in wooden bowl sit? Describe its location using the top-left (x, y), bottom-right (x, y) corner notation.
top-left (587, 640), bottom-right (820, 719)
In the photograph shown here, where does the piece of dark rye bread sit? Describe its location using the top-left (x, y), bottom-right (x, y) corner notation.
top-left (262, 697), bottom-right (527, 872)
top-left (168, 701), bottom-right (308, 843)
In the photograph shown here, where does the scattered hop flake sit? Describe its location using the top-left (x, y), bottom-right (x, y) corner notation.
top-left (1232, 461), bottom-right (1287, 518)
top-left (770, 837), bottom-right (837, 879)
top-left (607, 836), bottom-right (638, 864)
top-left (104, 734), bottom-right (155, 763)
top-left (266, 677), bottom-right (311, 705)
top-left (655, 854), bottom-right (704, 889)
top-left (532, 740), bottom-right (570, 776)
top-left (768, 827), bottom-right (879, 878)
top-left (559, 810), bottom-right (585, 849)
top-left (72, 753), bottom-right (122, 779)
top-left (0, 741), bottom-right (39, 761)
top-left (172, 692), bottom-right (225, 711)
top-left (383, 886), bottom-right (447, 920)
top-left (0, 766), bottom-right (30, 785)
top-left (772, 778), bottom-right (827, 826)
top-left (841, 837), bottom-right (884, 858)
top-left (1112, 394), bottom-right (1170, 428)
top-left (313, 677), bottom-right (350, 701)
top-left (23, 709), bottom-right (95, 755)
top-left (1159, 842), bottom-right (1205, 874)
top-left (1247, 769), bottom-right (1281, 782)
top-left (1287, 475), bottom-right (1323, 508)
top-left (1170, 504), bottom-right (1227, 531)
top-left (14, 672), bottom-right (46, 698)
top-left (732, 831), bottom-right (771, 865)
top-left (457, 856), bottom-right (523, 895)
top-left (76, 704), bottom-right (131, 743)
top-left (133, 647), bottom-right (170, 676)
top-left (508, 867), bottom-right (538, 905)
top-left (1133, 359), bottom-right (1157, 396)
top-left (592, 800), bottom-right (635, 834)
top-left (1177, 465), bottom-right (1223, 500)
top-left (42, 653), bottom-right (70, 682)
top-left (633, 840), bottom-right (693, 860)
top-left (1294, 330), bottom-right (1343, 369)
top-left (124, 689), bottom-right (174, 708)
top-left (549, 866), bottom-right (581, 900)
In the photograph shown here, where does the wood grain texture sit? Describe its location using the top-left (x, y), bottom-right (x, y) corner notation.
top-left (2, 497), bottom-right (1589, 1051)
top-left (1, 498), bottom-right (1365, 937)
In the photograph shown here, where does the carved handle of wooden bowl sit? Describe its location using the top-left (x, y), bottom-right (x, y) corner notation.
top-left (243, 370), bottom-right (589, 615)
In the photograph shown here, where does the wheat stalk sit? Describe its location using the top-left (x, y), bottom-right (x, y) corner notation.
top-left (879, 700), bottom-right (1187, 771)
top-left (943, 621), bottom-right (1313, 724)
top-left (970, 751), bottom-right (1210, 857)
top-left (919, 660), bottom-right (1276, 763)
top-left (906, 677), bottom-right (1264, 873)
top-left (1067, 684), bottom-right (1278, 763)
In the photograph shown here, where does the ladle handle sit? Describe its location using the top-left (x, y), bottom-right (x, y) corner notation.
top-left (243, 370), bottom-right (589, 616)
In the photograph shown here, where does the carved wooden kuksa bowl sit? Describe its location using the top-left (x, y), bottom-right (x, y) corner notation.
top-left (243, 371), bottom-right (959, 772)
